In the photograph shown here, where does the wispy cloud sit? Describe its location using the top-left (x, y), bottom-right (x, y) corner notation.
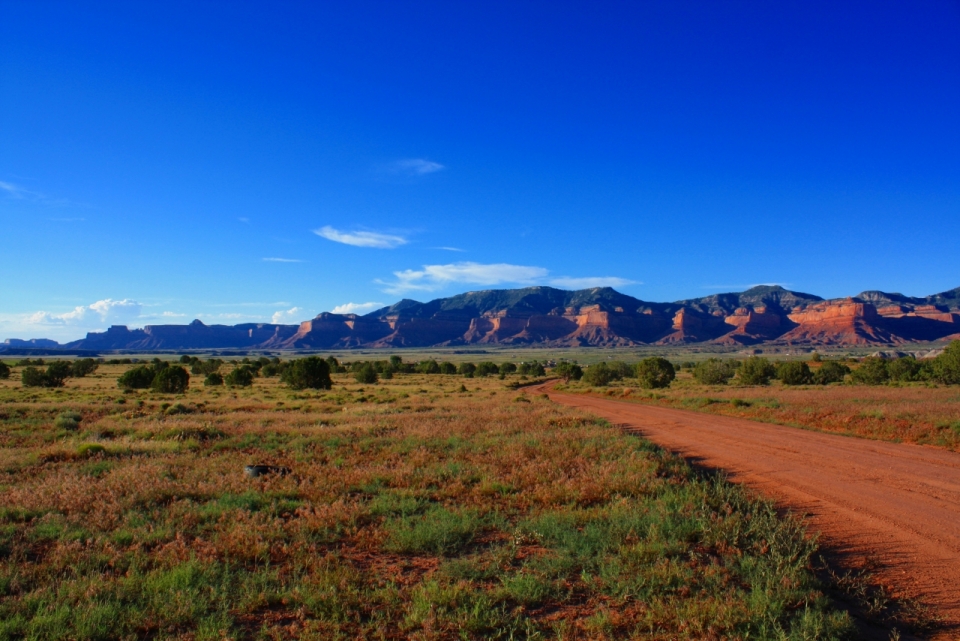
top-left (0, 181), bottom-right (32, 198)
top-left (377, 262), bottom-right (549, 295)
top-left (330, 301), bottom-right (384, 315)
top-left (388, 158), bottom-right (445, 176)
top-left (434, 246), bottom-right (465, 252)
top-left (238, 217), bottom-right (250, 223)
top-left (314, 225), bottom-right (408, 249)
top-left (0, 180), bottom-right (76, 207)
top-left (262, 257), bottom-right (304, 263)
top-left (271, 307), bottom-right (304, 324)
top-left (549, 276), bottom-right (638, 289)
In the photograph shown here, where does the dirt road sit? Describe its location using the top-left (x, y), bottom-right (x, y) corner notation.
top-left (531, 383), bottom-right (960, 634)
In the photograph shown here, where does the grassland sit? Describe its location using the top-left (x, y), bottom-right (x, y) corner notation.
top-left (0, 363), bottom-right (857, 639)
top-left (559, 369), bottom-right (960, 450)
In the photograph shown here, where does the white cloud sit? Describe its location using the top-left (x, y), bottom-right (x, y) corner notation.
top-left (160, 311), bottom-right (186, 318)
top-left (330, 301), bottom-right (384, 315)
top-left (389, 159), bottom-right (445, 175)
top-left (271, 307), bottom-right (304, 324)
top-left (27, 298), bottom-right (143, 326)
top-left (262, 257), bottom-right (304, 263)
top-left (314, 226), bottom-right (408, 249)
top-left (377, 262), bottom-right (549, 295)
top-left (434, 246), bottom-right (465, 252)
top-left (548, 277), bottom-right (638, 289)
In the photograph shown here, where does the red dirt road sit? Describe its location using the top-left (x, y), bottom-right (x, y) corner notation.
top-left (532, 383), bottom-right (960, 633)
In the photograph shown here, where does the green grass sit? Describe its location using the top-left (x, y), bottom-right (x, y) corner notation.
top-left (0, 366), bottom-right (858, 639)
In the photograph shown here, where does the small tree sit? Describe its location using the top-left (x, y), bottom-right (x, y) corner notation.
top-left (355, 363), bottom-right (379, 384)
top-left (45, 361), bottom-right (73, 387)
top-left (887, 356), bottom-right (920, 383)
top-left (553, 361), bottom-right (583, 381)
top-left (204, 372), bottom-right (224, 386)
top-left (738, 357), bottom-right (776, 386)
top-left (607, 361), bottom-right (633, 380)
top-left (280, 357), bottom-right (333, 390)
top-left (777, 361), bottom-right (813, 385)
top-left (931, 340), bottom-right (960, 385)
top-left (152, 366), bottom-right (190, 393)
top-left (812, 361), bottom-right (850, 385)
top-left (499, 362), bottom-right (517, 375)
top-left (117, 365), bottom-right (156, 390)
top-left (476, 361), bottom-right (500, 377)
top-left (0, 361), bottom-right (10, 380)
top-left (22, 362), bottom-right (73, 388)
top-left (693, 359), bottom-right (736, 385)
top-left (71, 358), bottom-right (99, 377)
top-left (850, 358), bottom-right (889, 385)
top-left (21, 367), bottom-right (51, 388)
top-left (417, 359), bottom-right (441, 374)
top-left (517, 361), bottom-right (545, 376)
top-left (261, 362), bottom-right (280, 377)
top-left (458, 362), bottom-right (477, 378)
top-left (635, 357), bottom-right (675, 389)
top-left (582, 362), bottom-right (615, 386)
top-left (225, 366), bottom-right (255, 388)
top-left (389, 355), bottom-right (403, 368)
top-left (439, 361), bottom-right (458, 375)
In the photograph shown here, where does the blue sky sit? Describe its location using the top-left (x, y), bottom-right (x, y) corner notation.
top-left (2, 1), bottom-right (959, 341)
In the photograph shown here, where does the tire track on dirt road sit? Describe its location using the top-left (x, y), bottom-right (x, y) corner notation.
top-left (529, 382), bottom-right (960, 636)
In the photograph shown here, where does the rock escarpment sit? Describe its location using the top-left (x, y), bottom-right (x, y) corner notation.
top-left (56, 285), bottom-right (960, 351)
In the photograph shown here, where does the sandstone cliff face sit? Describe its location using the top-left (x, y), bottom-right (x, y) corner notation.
top-left (779, 299), bottom-right (900, 345)
top-left (61, 285), bottom-right (960, 351)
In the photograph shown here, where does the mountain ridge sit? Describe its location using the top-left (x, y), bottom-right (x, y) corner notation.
top-left (7, 285), bottom-right (960, 351)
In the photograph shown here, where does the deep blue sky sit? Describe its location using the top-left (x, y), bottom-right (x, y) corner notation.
top-left (2, 1), bottom-right (959, 340)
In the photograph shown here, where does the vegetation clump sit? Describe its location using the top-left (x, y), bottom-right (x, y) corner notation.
top-left (693, 358), bottom-right (737, 385)
top-left (813, 360), bottom-right (850, 385)
top-left (224, 365), bottom-right (256, 388)
top-left (54, 411), bottom-right (83, 431)
top-left (280, 356), bottom-right (333, 390)
top-left (71, 358), bottom-right (99, 378)
top-left (517, 361), bottom-right (546, 377)
top-left (777, 361), bottom-right (814, 386)
top-left (582, 361), bottom-right (617, 386)
top-left (117, 365), bottom-right (158, 390)
top-left (738, 356), bottom-right (776, 386)
top-left (634, 356), bottom-right (676, 389)
top-left (354, 363), bottom-right (379, 384)
top-left (22, 361), bottom-right (74, 388)
top-left (850, 357), bottom-right (889, 385)
top-left (152, 365), bottom-right (190, 393)
top-left (931, 340), bottom-right (960, 384)
top-left (552, 361), bottom-right (582, 381)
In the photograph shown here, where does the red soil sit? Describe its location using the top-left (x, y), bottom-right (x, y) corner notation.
top-left (531, 381), bottom-right (960, 636)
